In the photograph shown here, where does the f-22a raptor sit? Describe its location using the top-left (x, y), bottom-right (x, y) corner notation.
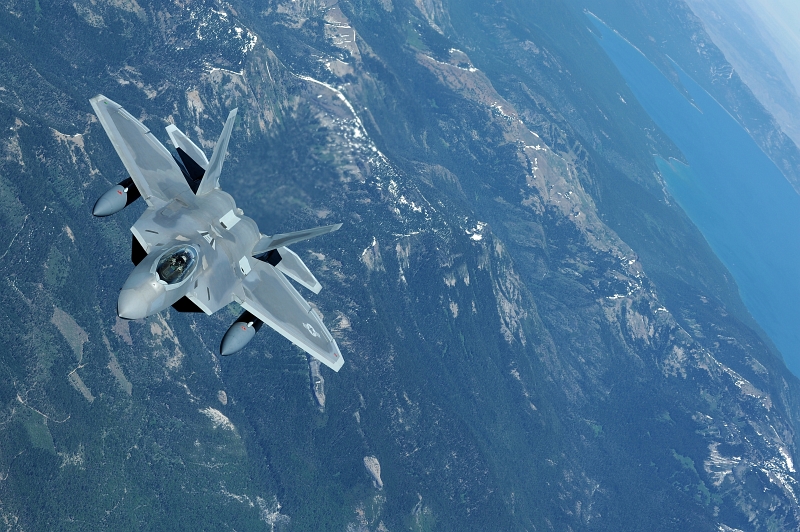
top-left (90, 95), bottom-right (343, 371)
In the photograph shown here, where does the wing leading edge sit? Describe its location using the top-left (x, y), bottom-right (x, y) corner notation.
top-left (90, 95), bottom-right (190, 206)
top-left (252, 223), bottom-right (343, 255)
top-left (241, 260), bottom-right (344, 371)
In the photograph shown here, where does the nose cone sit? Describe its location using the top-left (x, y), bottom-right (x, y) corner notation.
top-left (116, 244), bottom-right (198, 320)
top-left (117, 288), bottom-right (151, 320)
top-left (117, 267), bottom-right (168, 320)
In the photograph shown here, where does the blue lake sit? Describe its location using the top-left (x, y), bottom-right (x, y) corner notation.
top-left (588, 14), bottom-right (800, 375)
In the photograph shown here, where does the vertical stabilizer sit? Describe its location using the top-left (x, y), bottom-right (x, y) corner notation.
top-left (196, 109), bottom-right (237, 195)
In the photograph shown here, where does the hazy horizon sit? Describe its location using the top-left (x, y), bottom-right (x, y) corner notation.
top-left (743, 0), bottom-right (800, 100)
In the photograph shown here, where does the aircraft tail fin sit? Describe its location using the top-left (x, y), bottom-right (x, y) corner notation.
top-left (196, 109), bottom-right (237, 196)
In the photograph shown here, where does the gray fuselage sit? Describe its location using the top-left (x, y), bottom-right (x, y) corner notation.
top-left (118, 188), bottom-right (260, 319)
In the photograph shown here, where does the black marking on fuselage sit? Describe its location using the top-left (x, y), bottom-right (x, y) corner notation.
top-left (255, 249), bottom-right (282, 267)
top-left (131, 236), bottom-right (147, 266)
top-left (172, 296), bottom-right (204, 313)
top-left (174, 148), bottom-right (206, 194)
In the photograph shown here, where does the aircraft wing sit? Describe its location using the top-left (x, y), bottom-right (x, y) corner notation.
top-left (252, 223), bottom-right (342, 255)
top-left (90, 95), bottom-right (191, 206)
top-left (240, 260), bottom-right (344, 371)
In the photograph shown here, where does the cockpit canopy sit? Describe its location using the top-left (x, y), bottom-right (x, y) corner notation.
top-left (156, 245), bottom-right (198, 285)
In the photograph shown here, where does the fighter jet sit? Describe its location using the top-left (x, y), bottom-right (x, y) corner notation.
top-left (90, 95), bottom-right (344, 371)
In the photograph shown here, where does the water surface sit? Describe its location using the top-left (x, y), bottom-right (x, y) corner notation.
top-left (589, 14), bottom-right (800, 375)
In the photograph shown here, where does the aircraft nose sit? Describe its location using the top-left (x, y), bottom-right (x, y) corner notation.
top-left (117, 288), bottom-right (150, 320)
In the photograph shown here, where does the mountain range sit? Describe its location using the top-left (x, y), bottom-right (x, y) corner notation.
top-left (1, 0), bottom-right (799, 529)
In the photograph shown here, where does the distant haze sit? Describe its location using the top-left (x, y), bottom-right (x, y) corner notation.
top-left (686, 0), bottom-right (800, 149)
top-left (591, 10), bottom-right (800, 376)
top-left (744, 0), bottom-right (800, 103)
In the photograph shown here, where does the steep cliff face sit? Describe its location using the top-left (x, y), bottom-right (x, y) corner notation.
top-left (1, 0), bottom-right (799, 529)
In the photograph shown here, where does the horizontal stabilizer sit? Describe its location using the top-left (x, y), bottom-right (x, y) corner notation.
top-left (275, 247), bottom-right (322, 293)
top-left (165, 125), bottom-right (209, 169)
top-left (252, 223), bottom-right (342, 255)
top-left (196, 109), bottom-right (237, 196)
